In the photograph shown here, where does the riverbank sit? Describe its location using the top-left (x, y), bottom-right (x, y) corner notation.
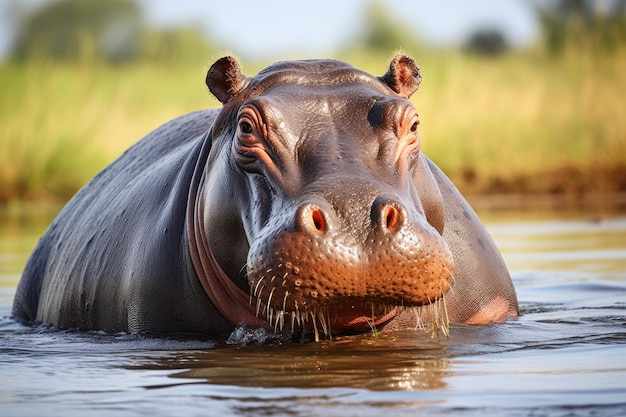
top-left (467, 192), bottom-right (626, 218)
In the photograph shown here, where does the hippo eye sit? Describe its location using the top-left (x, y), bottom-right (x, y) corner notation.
top-left (239, 120), bottom-right (253, 134)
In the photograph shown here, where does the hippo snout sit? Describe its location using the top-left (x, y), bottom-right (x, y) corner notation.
top-left (247, 193), bottom-right (454, 335)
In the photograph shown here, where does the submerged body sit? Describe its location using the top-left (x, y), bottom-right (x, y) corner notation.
top-left (13, 55), bottom-right (518, 338)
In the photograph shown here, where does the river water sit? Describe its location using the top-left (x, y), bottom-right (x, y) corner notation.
top-left (1, 200), bottom-right (625, 417)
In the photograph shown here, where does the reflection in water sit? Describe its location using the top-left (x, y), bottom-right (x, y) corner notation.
top-left (147, 332), bottom-right (451, 391)
top-left (490, 217), bottom-right (626, 283)
top-left (0, 207), bottom-right (625, 416)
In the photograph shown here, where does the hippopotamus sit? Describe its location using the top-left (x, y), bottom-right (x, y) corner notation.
top-left (12, 54), bottom-right (518, 340)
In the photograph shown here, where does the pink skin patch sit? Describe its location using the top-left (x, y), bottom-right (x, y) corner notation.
top-left (464, 296), bottom-right (518, 324)
top-left (328, 304), bottom-right (398, 331)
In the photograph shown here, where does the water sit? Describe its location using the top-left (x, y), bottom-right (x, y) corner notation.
top-left (1, 202), bottom-right (626, 416)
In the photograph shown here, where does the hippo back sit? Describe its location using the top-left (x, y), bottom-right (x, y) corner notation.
top-left (12, 109), bottom-right (230, 333)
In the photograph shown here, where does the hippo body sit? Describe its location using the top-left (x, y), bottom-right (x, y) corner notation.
top-left (13, 55), bottom-right (518, 338)
top-left (14, 110), bottom-right (229, 333)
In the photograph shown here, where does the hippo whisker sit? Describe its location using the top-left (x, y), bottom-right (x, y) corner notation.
top-left (310, 310), bottom-right (320, 342)
top-left (437, 275), bottom-right (451, 299)
top-left (270, 306), bottom-right (286, 332)
top-left (294, 301), bottom-right (302, 326)
top-left (282, 291), bottom-right (289, 312)
top-left (317, 308), bottom-right (330, 339)
top-left (265, 305), bottom-right (271, 323)
top-left (428, 297), bottom-right (450, 337)
top-left (266, 287), bottom-right (276, 318)
top-left (256, 289), bottom-right (265, 317)
top-left (253, 276), bottom-right (266, 298)
top-left (441, 297), bottom-right (450, 332)
top-left (406, 306), bottom-right (425, 330)
top-left (290, 309), bottom-right (296, 330)
top-left (269, 307), bottom-right (275, 330)
top-left (442, 266), bottom-right (455, 286)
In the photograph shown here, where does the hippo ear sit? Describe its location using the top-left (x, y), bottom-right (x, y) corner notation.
top-left (206, 56), bottom-right (249, 104)
top-left (380, 54), bottom-right (422, 98)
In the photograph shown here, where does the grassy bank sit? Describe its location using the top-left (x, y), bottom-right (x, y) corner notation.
top-left (1, 49), bottom-right (625, 204)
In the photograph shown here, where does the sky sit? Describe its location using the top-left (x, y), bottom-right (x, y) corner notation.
top-left (0, 0), bottom-right (540, 59)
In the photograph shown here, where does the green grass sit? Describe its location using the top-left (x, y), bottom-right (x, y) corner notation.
top-left (1, 48), bottom-right (625, 204)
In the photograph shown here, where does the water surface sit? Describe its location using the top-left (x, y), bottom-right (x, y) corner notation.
top-left (1, 203), bottom-right (625, 416)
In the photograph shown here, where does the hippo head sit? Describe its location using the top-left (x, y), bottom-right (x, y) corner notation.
top-left (191, 54), bottom-right (453, 339)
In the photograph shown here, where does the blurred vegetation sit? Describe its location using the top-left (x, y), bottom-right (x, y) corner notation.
top-left (348, 2), bottom-right (422, 54)
top-left (1, 0), bottom-right (625, 205)
top-left (13, 0), bottom-right (142, 62)
top-left (11, 0), bottom-right (214, 63)
top-left (538, 0), bottom-right (626, 55)
top-left (464, 29), bottom-right (509, 56)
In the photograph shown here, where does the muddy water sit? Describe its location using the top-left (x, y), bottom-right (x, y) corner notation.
top-left (1, 203), bottom-right (625, 416)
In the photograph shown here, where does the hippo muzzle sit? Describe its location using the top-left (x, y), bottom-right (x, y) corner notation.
top-left (246, 182), bottom-right (453, 335)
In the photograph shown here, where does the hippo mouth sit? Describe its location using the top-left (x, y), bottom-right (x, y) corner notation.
top-left (252, 293), bottom-right (450, 342)
top-left (326, 303), bottom-right (398, 330)
top-left (256, 298), bottom-right (399, 341)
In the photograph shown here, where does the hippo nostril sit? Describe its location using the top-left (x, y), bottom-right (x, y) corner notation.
top-left (372, 197), bottom-right (406, 233)
top-left (311, 209), bottom-right (325, 233)
top-left (383, 205), bottom-right (400, 231)
top-left (382, 204), bottom-right (404, 232)
top-left (297, 204), bottom-right (328, 235)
